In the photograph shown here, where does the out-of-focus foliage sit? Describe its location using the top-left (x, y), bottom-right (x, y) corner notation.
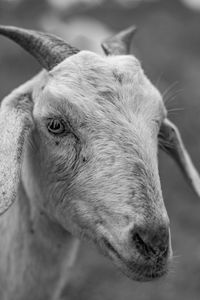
top-left (1, 0), bottom-right (200, 299)
top-left (41, 16), bottom-right (113, 53)
top-left (3, 0), bottom-right (200, 10)
top-left (182, 0), bottom-right (200, 10)
top-left (46, 0), bottom-right (158, 11)
top-left (47, 0), bottom-right (103, 12)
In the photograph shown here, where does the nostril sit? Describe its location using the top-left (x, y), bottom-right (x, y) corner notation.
top-left (151, 227), bottom-right (169, 256)
top-left (132, 227), bottom-right (169, 258)
top-left (132, 232), bottom-right (156, 258)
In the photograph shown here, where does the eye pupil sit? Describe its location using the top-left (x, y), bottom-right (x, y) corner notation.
top-left (48, 119), bottom-right (65, 135)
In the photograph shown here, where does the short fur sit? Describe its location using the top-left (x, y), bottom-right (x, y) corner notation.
top-left (0, 27), bottom-right (199, 300)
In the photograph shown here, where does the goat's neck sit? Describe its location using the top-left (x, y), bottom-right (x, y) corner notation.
top-left (0, 174), bottom-right (79, 300)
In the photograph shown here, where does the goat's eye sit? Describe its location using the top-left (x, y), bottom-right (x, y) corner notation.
top-left (47, 119), bottom-right (66, 135)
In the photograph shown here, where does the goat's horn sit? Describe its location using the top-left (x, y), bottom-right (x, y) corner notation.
top-left (0, 25), bottom-right (80, 70)
top-left (101, 25), bottom-right (137, 56)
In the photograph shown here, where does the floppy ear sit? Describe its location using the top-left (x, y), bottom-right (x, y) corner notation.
top-left (0, 86), bottom-right (33, 215)
top-left (159, 118), bottom-right (200, 197)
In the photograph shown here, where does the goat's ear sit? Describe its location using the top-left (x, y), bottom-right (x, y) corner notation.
top-left (159, 118), bottom-right (200, 197)
top-left (0, 89), bottom-right (33, 215)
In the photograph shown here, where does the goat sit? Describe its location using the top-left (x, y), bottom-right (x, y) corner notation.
top-left (0, 25), bottom-right (199, 300)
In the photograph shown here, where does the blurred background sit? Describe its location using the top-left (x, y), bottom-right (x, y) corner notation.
top-left (1, 0), bottom-right (200, 299)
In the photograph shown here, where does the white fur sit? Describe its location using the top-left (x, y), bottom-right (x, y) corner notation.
top-left (1, 48), bottom-right (198, 299)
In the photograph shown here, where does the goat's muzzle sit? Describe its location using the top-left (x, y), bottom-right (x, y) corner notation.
top-left (101, 221), bottom-right (172, 281)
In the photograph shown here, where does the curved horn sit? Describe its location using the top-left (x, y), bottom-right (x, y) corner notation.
top-left (101, 25), bottom-right (137, 56)
top-left (0, 25), bottom-right (80, 70)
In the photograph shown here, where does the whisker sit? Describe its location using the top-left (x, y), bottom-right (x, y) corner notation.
top-left (168, 107), bottom-right (184, 111)
top-left (164, 89), bottom-right (183, 107)
top-left (155, 72), bottom-right (165, 89)
top-left (164, 90), bottom-right (183, 107)
top-left (162, 82), bottom-right (179, 102)
top-left (168, 107), bottom-right (184, 115)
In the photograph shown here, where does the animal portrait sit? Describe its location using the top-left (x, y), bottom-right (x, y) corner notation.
top-left (0, 15), bottom-right (199, 300)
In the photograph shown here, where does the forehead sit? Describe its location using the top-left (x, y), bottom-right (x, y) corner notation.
top-left (37, 51), bottom-right (165, 120)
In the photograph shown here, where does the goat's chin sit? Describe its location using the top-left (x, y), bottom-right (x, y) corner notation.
top-left (114, 260), bottom-right (169, 282)
top-left (98, 240), bottom-right (171, 282)
top-left (112, 255), bottom-right (169, 282)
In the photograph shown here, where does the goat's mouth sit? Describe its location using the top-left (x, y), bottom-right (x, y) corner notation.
top-left (101, 238), bottom-right (170, 282)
